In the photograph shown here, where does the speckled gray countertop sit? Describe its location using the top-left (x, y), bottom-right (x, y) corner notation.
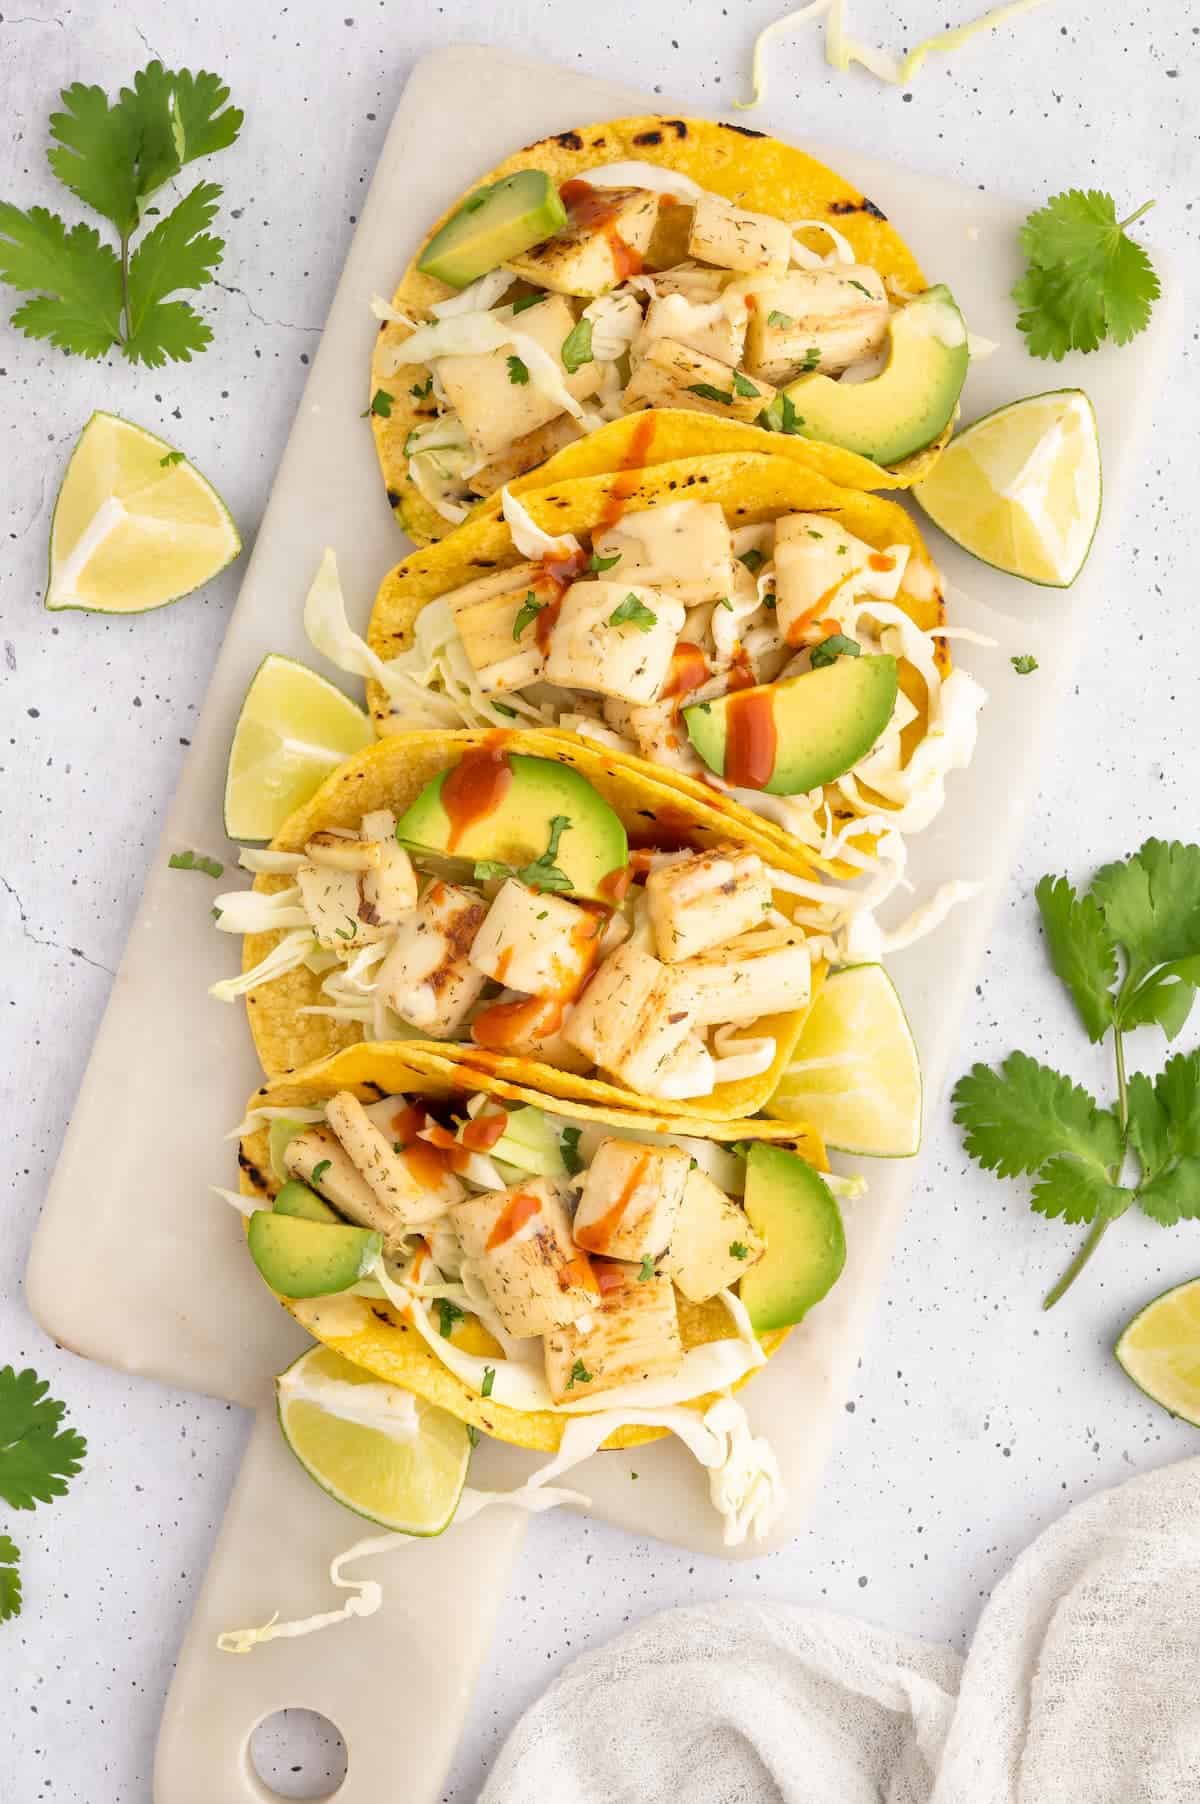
top-left (2, 2), bottom-right (1198, 1798)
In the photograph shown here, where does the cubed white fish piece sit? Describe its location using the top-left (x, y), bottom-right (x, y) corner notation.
top-left (743, 266), bottom-right (890, 383)
top-left (296, 864), bottom-right (390, 950)
top-left (645, 846), bottom-right (772, 964)
top-left (688, 192), bottom-right (792, 274)
top-left (375, 880), bottom-right (489, 1036)
top-left (283, 1124), bottom-right (413, 1256)
top-left (470, 879), bottom-right (601, 998)
top-left (361, 1096), bottom-right (473, 1216)
top-left (444, 561), bottom-right (550, 691)
top-left (544, 581), bottom-right (685, 705)
top-left (623, 337), bottom-right (774, 424)
top-left (435, 295), bottom-right (601, 463)
top-left (773, 516), bottom-right (873, 642)
top-left (544, 1265), bottom-right (682, 1403)
top-left (679, 934), bottom-right (811, 1025)
top-left (562, 942), bottom-right (699, 1096)
top-left (573, 1138), bottom-right (691, 1261)
top-left (468, 413), bottom-right (585, 496)
top-left (325, 1090), bottom-right (463, 1230)
top-left (647, 1032), bottom-right (716, 1100)
top-left (592, 500), bottom-right (735, 607)
top-left (665, 1167), bottom-right (764, 1303)
top-left (506, 187), bottom-right (661, 297)
top-left (636, 290), bottom-right (747, 369)
top-left (451, 1177), bottom-right (597, 1338)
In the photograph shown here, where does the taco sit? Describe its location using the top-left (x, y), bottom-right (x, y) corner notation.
top-left (211, 729), bottom-right (827, 1117)
top-left (354, 450), bottom-right (985, 871)
top-left (232, 1041), bottom-right (840, 1544)
top-left (370, 115), bottom-right (970, 541)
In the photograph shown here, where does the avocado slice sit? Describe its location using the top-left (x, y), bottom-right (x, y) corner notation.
top-left (273, 1179), bottom-right (341, 1225)
top-left (683, 655), bottom-right (897, 796)
top-left (247, 1210), bottom-right (381, 1298)
top-left (396, 753), bottom-right (628, 902)
top-left (781, 285), bottom-right (969, 467)
top-left (418, 171), bottom-right (568, 290)
top-left (268, 1117), bottom-right (308, 1183)
top-left (738, 1144), bottom-right (846, 1332)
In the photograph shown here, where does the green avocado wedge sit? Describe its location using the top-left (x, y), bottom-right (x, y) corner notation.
top-left (396, 753), bottom-right (628, 902)
top-left (248, 1210), bottom-right (381, 1299)
top-left (683, 655), bottom-right (897, 796)
top-left (738, 1145), bottom-right (846, 1333)
top-left (272, 1180), bottom-right (341, 1225)
top-left (782, 285), bottom-right (969, 466)
top-left (418, 171), bottom-right (567, 289)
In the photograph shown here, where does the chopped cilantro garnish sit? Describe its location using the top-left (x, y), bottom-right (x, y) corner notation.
top-left (565, 1358), bottom-right (593, 1389)
top-left (687, 381), bottom-right (734, 405)
top-left (362, 388), bottom-right (393, 419)
top-left (608, 593), bottom-right (657, 632)
top-left (436, 1298), bottom-right (465, 1339)
top-left (481, 1365), bottom-right (496, 1398)
top-left (738, 548), bottom-right (765, 574)
top-left (766, 309), bottom-right (794, 328)
top-left (474, 815), bottom-right (574, 894)
top-left (510, 292), bottom-right (546, 314)
top-left (159, 449), bottom-right (185, 467)
top-left (168, 848), bottom-right (224, 878)
top-left (506, 354), bottom-right (529, 385)
top-left (810, 634), bottom-right (861, 668)
top-left (637, 1255), bottom-right (655, 1281)
top-left (409, 375), bottom-right (433, 399)
top-left (729, 1241), bottom-right (751, 1261)
top-left (512, 591), bottom-right (545, 641)
top-left (560, 1126), bottom-right (584, 1176)
top-left (561, 316), bottom-right (594, 374)
top-left (589, 549), bottom-right (622, 572)
top-left (732, 371), bottom-right (760, 399)
top-left (1012, 653), bottom-right (1039, 674)
top-left (311, 1159), bottom-right (331, 1184)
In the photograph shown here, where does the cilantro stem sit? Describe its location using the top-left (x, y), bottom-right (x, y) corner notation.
top-left (1042, 1027), bottom-right (1130, 1310)
top-left (1118, 199), bottom-right (1156, 232)
top-left (119, 230), bottom-right (132, 346)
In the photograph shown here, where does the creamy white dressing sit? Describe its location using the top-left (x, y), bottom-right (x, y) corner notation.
top-left (578, 161), bottom-right (705, 203)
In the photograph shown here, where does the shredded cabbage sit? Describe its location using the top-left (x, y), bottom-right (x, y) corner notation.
top-left (210, 885), bottom-right (307, 934)
top-left (379, 312), bottom-right (588, 425)
top-left (735, 0), bottom-right (1048, 108)
top-left (237, 849), bottom-right (306, 875)
top-left (210, 927), bottom-right (313, 1002)
top-left (579, 162), bottom-right (706, 203)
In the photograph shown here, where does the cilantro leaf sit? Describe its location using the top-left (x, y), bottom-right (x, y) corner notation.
top-left (566, 1359), bottom-right (593, 1389)
top-left (758, 390), bottom-right (802, 435)
top-left (561, 317), bottom-right (593, 374)
top-left (435, 1298), bottom-right (465, 1338)
top-left (1127, 1055), bottom-right (1200, 1224)
top-left (560, 1126), bottom-right (584, 1176)
top-left (1029, 1158), bottom-right (1132, 1225)
top-left (637, 1255), bottom-right (656, 1281)
top-left (506, 354), bottom-right (530, 385)
top-left (0, 1368), bottom-right (87, 1512)
top-left (0, 1535), bottom-right (20, 1622)
top-left (1119, 962), bottom-right (1200, 1042)
top-left (608, 593), bottom-right (657, 632)
top-left (1035, 874), bottom-right (1116, 1043)
top-left (474, 816), bottom-right (574, 895)
top-left (364, 388), bottom-right (393, 419)
top-left (1013, 190), bottom-right (1159, 361)
top-left (1092, 840), bottom-right (1200, 992)
top-left (589, 550), bottom-right (621, 572)
top-left (1011, 653), bottom-right (1038, 674)
top-left (810, 634), bottom-right (860, 669)
top-left (732, 371), bottom-right (760, 399)
top-left (168, 849), bottom-right (224, 879)
top-left (512, 591), bottom-right (545, 642)
top-left (124, 181), bottom-right (222, 365)
top-left (766, 309), bottom-right (793, 327)
top-left (738, 548), bottom-right (765, 575)
top-left (0, 204), bottom-right (122, 357)
top-left (687, 381), bottom-right (733, 406)
top-left (46, 83), bottom-right (141, 234)
top-left (0, 60), bottom-right (241, 366)
top-left (952, 1051), bottom-right (1121, 1178)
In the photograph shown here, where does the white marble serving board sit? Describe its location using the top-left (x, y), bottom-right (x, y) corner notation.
top-left (24, 44), bottom-right (1178, 1804)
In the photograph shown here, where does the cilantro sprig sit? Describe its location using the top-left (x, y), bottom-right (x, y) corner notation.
top-left (0, 1367), bottom-right (87, 1623)
top-left (169, 848), bottom-right (224, 878)
top-left (0, 61), bottom-right (243, 366)
top-left (474, 814), bottom-right (574, 895)
top-left (1013, 190), bottom-right (1160, 361)
top-left (953, 840), bottom-right (1200, 1307)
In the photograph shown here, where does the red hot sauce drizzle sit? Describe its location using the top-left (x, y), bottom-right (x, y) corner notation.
top-left (723, 687), bottom-right (778, 791)
top-left (559, 179), bottom-right (645, 284)
top-left (486, 1187), bottom-right (542, 1251)
top-left (441, 737), bottom-right (514, 853)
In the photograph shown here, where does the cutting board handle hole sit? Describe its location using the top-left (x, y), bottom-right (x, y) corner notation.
top-left (248, 1708), bottom-right (348, 1801)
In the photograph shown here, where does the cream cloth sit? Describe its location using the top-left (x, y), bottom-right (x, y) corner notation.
top-left (480, 1455), bottom-right (1200, 1803)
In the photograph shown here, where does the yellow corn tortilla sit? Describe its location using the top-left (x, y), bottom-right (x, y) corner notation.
top-left (366, 451), bottom-right (948, 863)
top-left (241, 726), bottom-right (826, 1115)
top-left (239, 1041), bottom-right (822, 1452)
top-left (371, 114), bottom-right (940, 543)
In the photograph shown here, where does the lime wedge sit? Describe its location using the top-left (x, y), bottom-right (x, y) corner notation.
top-left (913, 389), bottom-right (1101, 587)
top-left (765, 963), bottom-right (922, 1156)
top-left (47, 411), bottom-right (240, 613)
top-left (277, 1346), bottom-right (471, 1534)
top-left (1116, 1279), bottom-right (1200, 1426)
top-left (224, 654), bottom-right (373, 841)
